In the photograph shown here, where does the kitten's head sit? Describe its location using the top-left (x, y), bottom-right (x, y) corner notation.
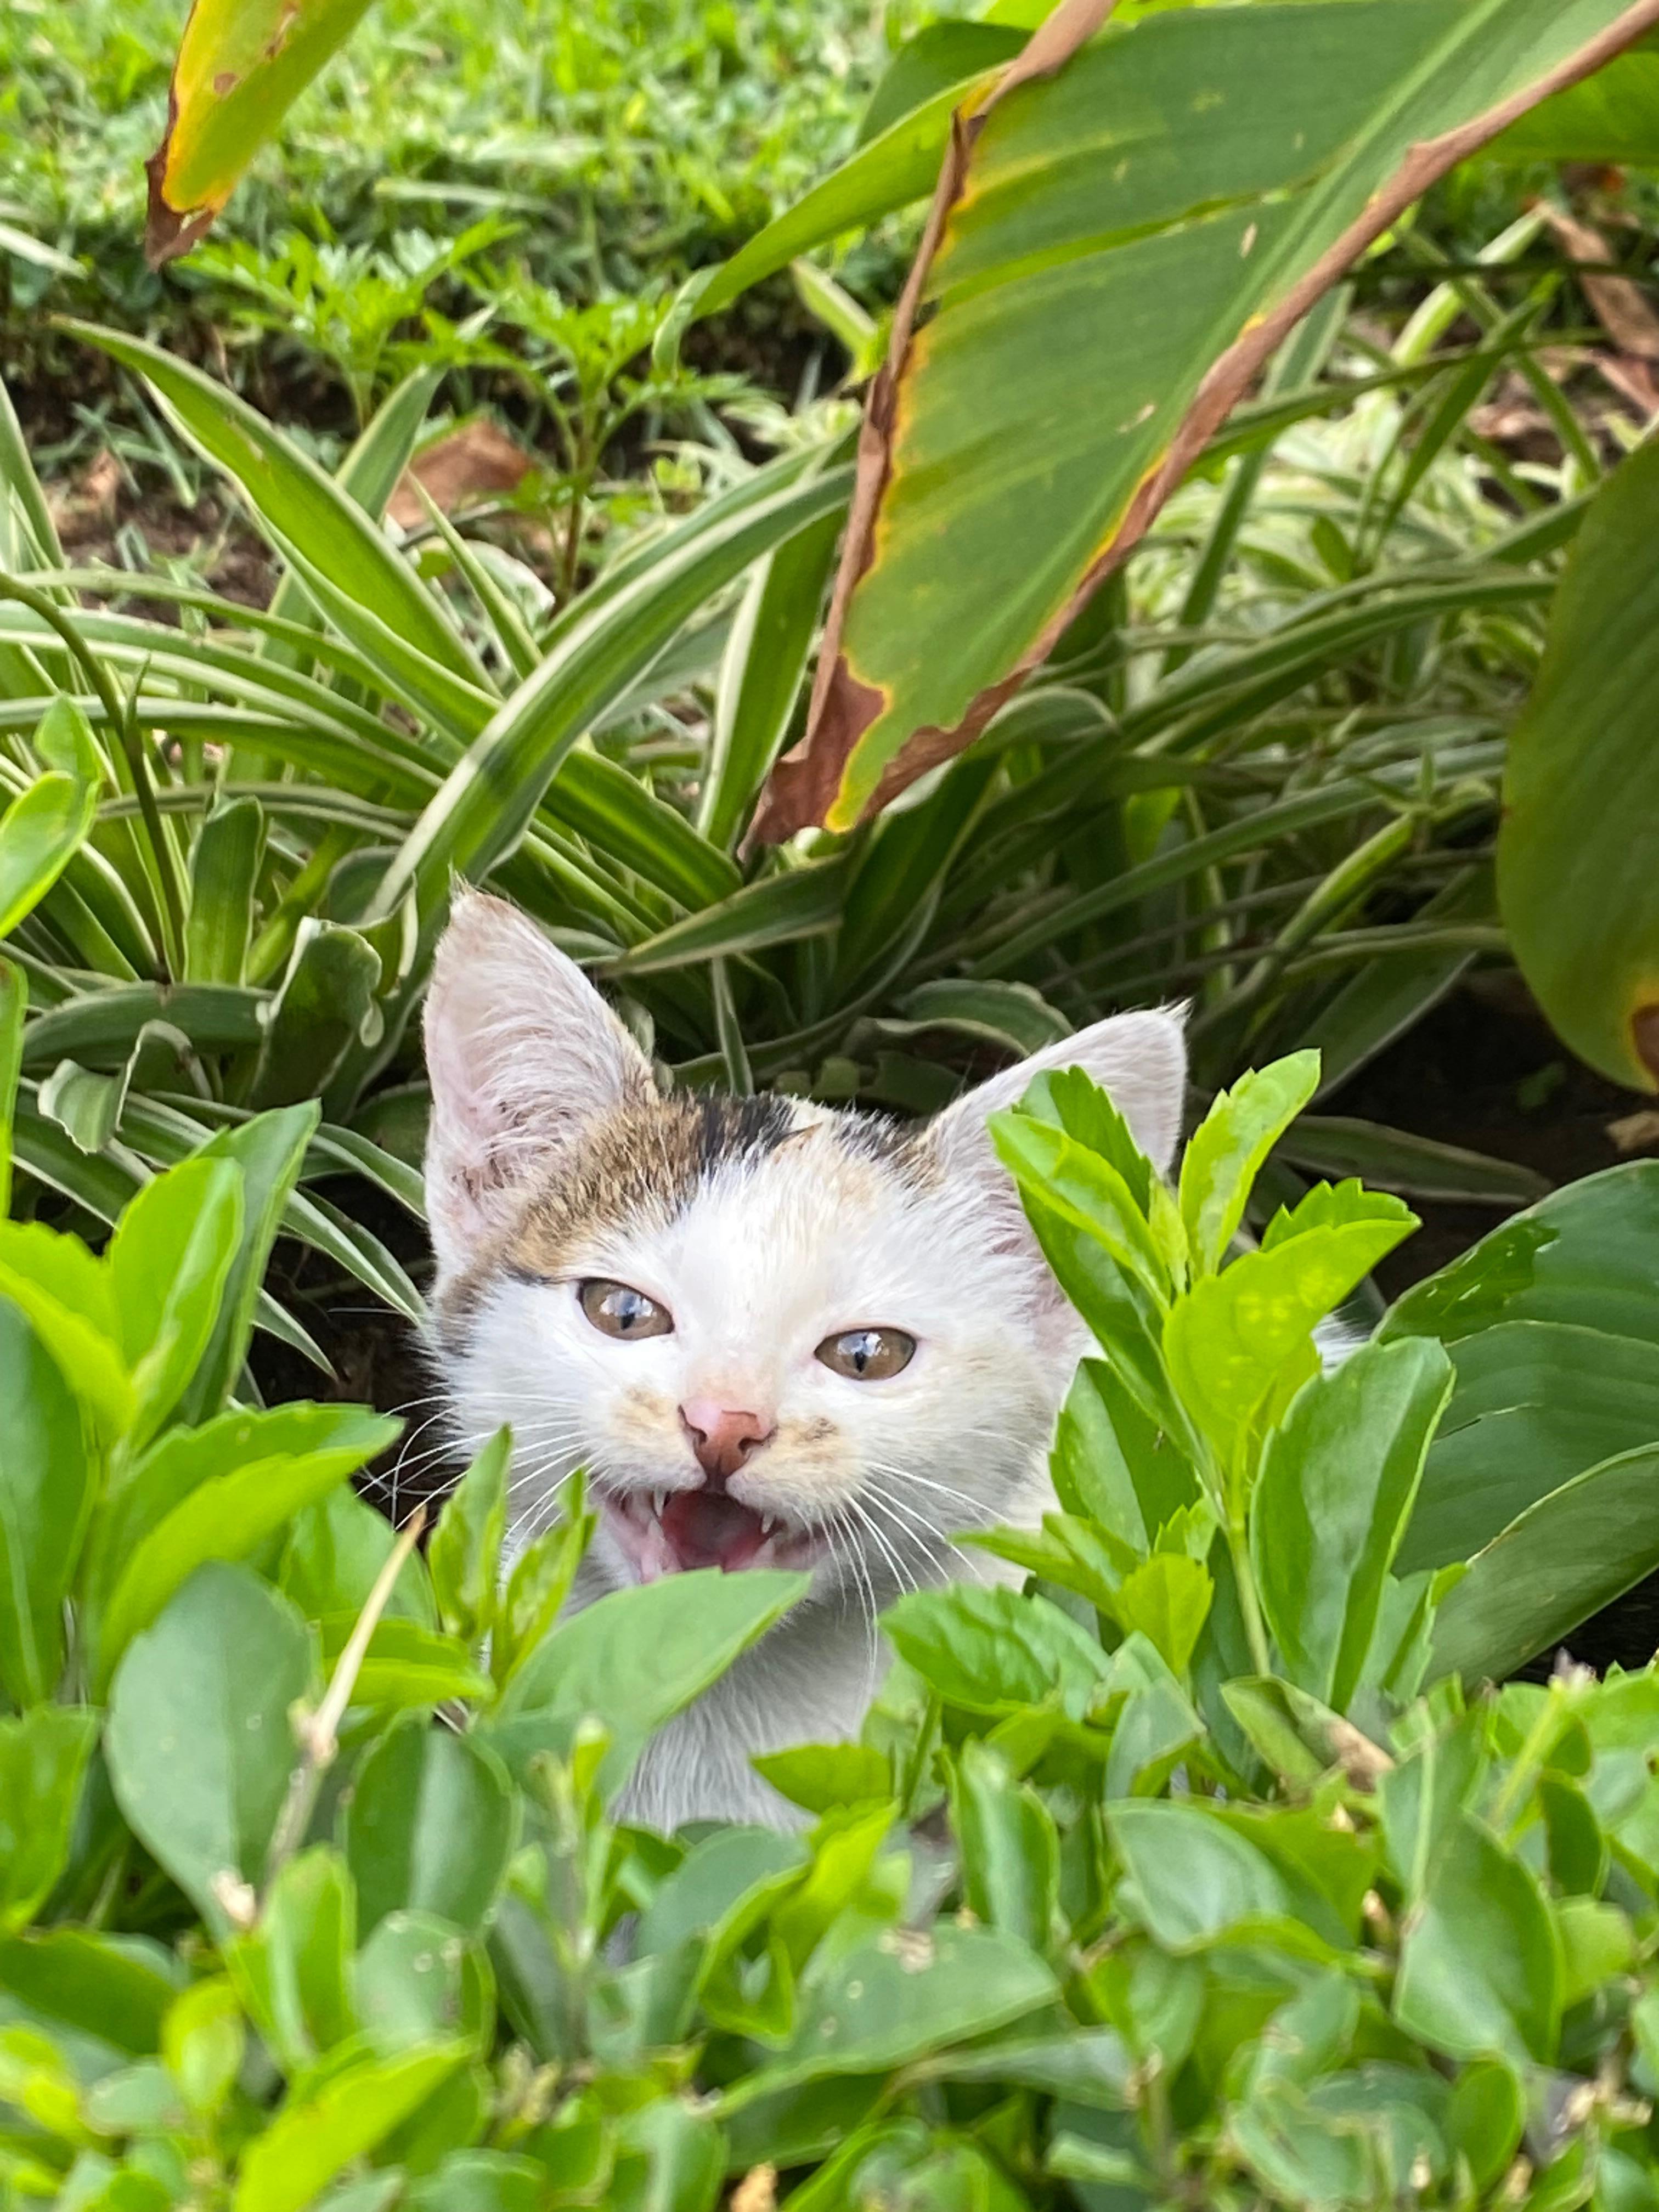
top-left (423, 892), bottom-right (1185, 1610)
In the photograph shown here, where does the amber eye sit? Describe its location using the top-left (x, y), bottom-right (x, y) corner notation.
top-left (815, 1327), bottom-right (916, 1381)
top-left (579, 1279), bottom-right (673, 1340)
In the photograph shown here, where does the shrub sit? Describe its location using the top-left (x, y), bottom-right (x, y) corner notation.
top-left (3, 1052), bottom-right (1658, 2208)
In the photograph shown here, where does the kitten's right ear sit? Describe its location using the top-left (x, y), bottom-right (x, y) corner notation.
top-left (423, 891), bottom-right (651, 1278)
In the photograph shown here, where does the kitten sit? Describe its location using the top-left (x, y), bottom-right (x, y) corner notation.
top-left (423, 891), bottom-right (1186, 1830)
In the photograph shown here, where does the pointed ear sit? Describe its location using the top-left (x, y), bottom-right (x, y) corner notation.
top-left (929, 1007), bottom-right (1188, 1256)
top-left (422, 891), bottom-right (651, 1279)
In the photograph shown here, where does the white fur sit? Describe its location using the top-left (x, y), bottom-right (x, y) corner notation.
top-left (424, 893), bottom-right (1188, 1827)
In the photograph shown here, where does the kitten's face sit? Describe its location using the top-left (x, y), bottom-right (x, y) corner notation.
top-left (422, 894), bottom-right (1186, 1613)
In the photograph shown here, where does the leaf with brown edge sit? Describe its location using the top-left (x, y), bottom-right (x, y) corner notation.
top-left (751, 0), bottom-right (1659, 844)
top-left (145, 0), bottom-right (378, 267)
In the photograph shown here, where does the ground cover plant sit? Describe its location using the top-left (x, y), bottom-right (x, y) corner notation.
top-left (3, 1052), bottom-right (1659, 2208)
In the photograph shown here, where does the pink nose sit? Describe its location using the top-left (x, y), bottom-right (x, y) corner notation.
top-left (679, 1398), bottom-right (774, 1486)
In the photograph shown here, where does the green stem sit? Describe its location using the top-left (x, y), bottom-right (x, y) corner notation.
top-left (1228, 1517), bottom-right (1274, 1679)
top-left (0, 573), bottom-right (186, 979)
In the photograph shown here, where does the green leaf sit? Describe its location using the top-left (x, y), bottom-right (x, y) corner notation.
top-left (280, 1481), bottom-right (437, 1630)
top-left (612, 2098), bottom-right (725, 2212)
top-left (950, 1740), bottom-right (1059, 1954)
top-left (754, 0), bottom-right (1651, 834)
top-left (1166, 1194), bottom-right (1417, 1466)
top-left (369, 463), bottom-right (853, 921)
top-left (185, 796), bottom-right (266, 984)
top-left (427, 1429), bottom-right (508, 1652)
top-left (991, 1111), bottom-right (1167, 1298)
top-left (0, 1247), bottom-right (126, 1469)
top-left (94, 1403), bottom-right (396, 1694)
top-left (1498, 420), bottom-right (1659, 1088)
top-left (0, 1707), bottom-right (99, 1931)
top-left (1442, 2058), bottom-right (1526, 2193)
top-left (0, 1301), bottom-right (93, 1707)
top-left (67, 326), bottom-right (485, 693)
top-left (318, 1613), bottom-right (490, 1711)
top-left (105, 1154), bottom-right (245, 1448)
top-left (230, 2042), bottom-right (469, 2212)
top-left (0, 956), bottom-right (22, 1218)
top-left (750, 1743), bottom-right (893, 1816)
top-left (1112, 1553), bottom-right (1213, 1680)
top-left (884, 1584), bottom-right (1111, 1720)
top-left (356, 1910), bottom-right (493, 2057)
top-left (226, 1846), bottom-right (357, 2074)
top-left (343, 1717), bottom-right (517, 1937)
top-left (1494, 42), bottom-right (1659, 161)
top-left (701, 506), bottom-right (843, 851)
top-left (1277, 1115), bottom-right (1549, 1207)
top-left (486, 1569), bottom-right (810, 1803)
top-left (0, 1927), bottom-right (180, 2057)
top-left (1181, 1053), bottom-right (1321, 1277)
top-left (0, 703), bottom-right (100, 936)
top-left (1382, 1161), bottom-right (1659, 1348)
top-left (106, 1562), bottom-right (317, 1939)
top-left (489, 1478), bottom-right (595, 1692)
top-left (724, 1925), bottom-right (1057, 2104)
top-left (1107, 1799), bottom-right (1295, 1954)
top-left (1251, 1338), bottom-right (1452, 1712)
top-left (1430, 1444), bottom-right (1659, 1686)
top-left (1400, 1319), bottom-right (1659, 1573)
top-left (1392, 1812), bottom-right (1561, 2067)
top-left (163, 1977), bottom-right (245, 2118)
top-left (174, 1102), bottom-right (320, 1426)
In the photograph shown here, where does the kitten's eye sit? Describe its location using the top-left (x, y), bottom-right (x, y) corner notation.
top-left (816, 1327), bottom-right (916, 1380)
top-left (579, 1279), bottom-right (673, 1339)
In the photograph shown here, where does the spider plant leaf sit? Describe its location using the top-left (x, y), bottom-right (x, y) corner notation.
top-left (63, 324), bottom-right (488, 697)
top-left (749, 0), bottom-right (1659, 838)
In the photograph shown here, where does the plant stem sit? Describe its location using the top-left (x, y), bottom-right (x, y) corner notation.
top-left (262, 1502), bottom-right (427, 1897)
top-left (1228, 1518), bottom-right (1274, 1679)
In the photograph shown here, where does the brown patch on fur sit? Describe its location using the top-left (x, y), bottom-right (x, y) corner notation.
top-left (510, 1088), bottom-right (797, 1276)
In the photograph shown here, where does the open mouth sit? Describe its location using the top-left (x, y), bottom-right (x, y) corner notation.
top-left (600, 1485), bottom-right (822, 1580)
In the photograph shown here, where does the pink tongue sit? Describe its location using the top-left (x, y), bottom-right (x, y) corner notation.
top-left (659, 1491), bottom-right (768, 1572)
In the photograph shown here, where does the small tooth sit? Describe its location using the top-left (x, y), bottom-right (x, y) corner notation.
top-left (652, 1488), bottom-right (667, 1517)
top-left (761, 1516), bottom-right (778, 1539)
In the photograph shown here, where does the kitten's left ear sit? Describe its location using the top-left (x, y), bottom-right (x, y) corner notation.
top-left (930, 1005), bottom-right (1188, 1195)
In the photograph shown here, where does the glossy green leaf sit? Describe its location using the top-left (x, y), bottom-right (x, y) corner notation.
top-left (486, 1569), bottom-right (810, 1802)
top-left (105, 1154), bottom-right (244, 1448)
top-left (1392, 1812), bottom-right (1561, 2067)
top-left (885, 1583), bottom-right (1111, 1720)
top-left (0, 957), bottom-right (21, 1219)
top-left (951, 1740), bottom-right (1059, 1954)
top-left (1251, 1338), bottom-right (1453, 1712)
top-left (755, 0), bottom-right (1655, 834)
top-left (427, 1430), bottom-right (508, 1652)
top-left (344, 1717), bottom-right (517, 1937)
top-left (725, 1924), bottom-right (1057, 2102)
top-left (0, 1301), bottom-right (93, 1707)
top-left (1499, 433), bottom-right (1659, 1089)
top-left (106, 1562), bottom-right (317, 1939)
top-left (94, 1404), bottom-right (395, 1693)
top-left (174, 1101), bottom-right (320, 1426)
top-left (1181, 1053), bottom-right (1321, 1278)
top-left (1278, 1116), bottom-right (1549, 1207)
top-left (231, 2042), bottom-right (469, 2212)
top-left (227, 1845), bottom-right (358, 2075)
top-left (1431, 1444), bottom-right (1659, 1686)
top-left (1401, 1319), bottom-right (1659, 1573)
top-left (0, 1706), bottom-right (98, 1931)
top-left (1107, 1799), bottom-right (1294, 1954)
top-left (1382, 1162), bottom-right (1659, 1348)
top-left (1166, 1194), bottom-right (1418, 1466)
